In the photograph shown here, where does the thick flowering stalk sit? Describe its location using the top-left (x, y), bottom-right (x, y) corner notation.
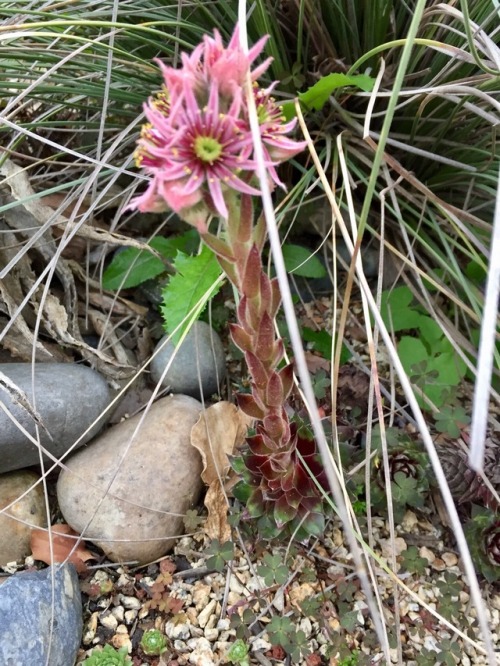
top-left (130, 25), bottom-right (327, 538)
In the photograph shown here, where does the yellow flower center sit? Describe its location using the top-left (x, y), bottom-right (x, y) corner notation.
top-left (194, 136), bottom-right (222, 164)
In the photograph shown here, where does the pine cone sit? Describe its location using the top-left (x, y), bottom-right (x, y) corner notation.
top-left (436, 437), bottom-right (500, 509)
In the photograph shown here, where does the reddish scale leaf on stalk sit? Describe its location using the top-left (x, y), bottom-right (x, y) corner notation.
top-left (237, 393), bottom-right (266, 419)
top-left (245, 351), bottom-right (269, 390)
top-left (269, 278), bottom-right (282, 319)
top-left (227, 192), bottom-right (254, 245)
top-left (259, 272), bottom-right (273, 312)
top-left (279, 364), bottom-right (294, 401)
top-left (252, 213), bottom-right (267, 252)
top-left (241, 244), bottom-right (262, 299)
top-left (247, 432), bottom-right (275, 455)
top-left (271, 338), bottom-right (285, 367)
top-left (200, 233), bottom-right (234, 262)
top-left (217, 256), bottom-right (238, 286)
top-left (230, 323), bottom-right (254, 353)
top-left (231, 238), bottom-right (252, 267)
top-left (263, 412), bottom-right (288, 441)
top-left (237, 297), bottom-right (251, 332)
top-left (266, 372), bottom-right (285, 407)
top-left (255, 312), bottom-right (275, 361)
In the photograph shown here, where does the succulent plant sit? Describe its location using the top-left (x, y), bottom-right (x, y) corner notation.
top-left (437, 437), bottom-right (500, 510)
top-left (464, 505), bottom-right (500, 582)
top-left (227, 638), bottom-right (250, 666)
top-left (140, 628), bottom-right (168, 656)
top-left (203, 196), bottom-right (328, 539)
top-left (81, 644), bottom-right (132, 666)
top-left (359, 429), bottom-right (432, 521)
top-left (130, 24), bottom-right (325, 539)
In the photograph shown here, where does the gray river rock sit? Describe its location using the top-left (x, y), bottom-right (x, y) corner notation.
top-left (0, 363), bottom-right (111, 473)
top-left (0, 563), bottom-right (82, 666)
top-left (150, 321), bottom-right (225, 399)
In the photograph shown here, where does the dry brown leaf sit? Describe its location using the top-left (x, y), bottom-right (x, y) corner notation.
top-left (204, 483), bottom-right (232, 543)
top-left (190, 402), bottom-right (252, 540)
top-left (31, 523), bottom-right (96, 573)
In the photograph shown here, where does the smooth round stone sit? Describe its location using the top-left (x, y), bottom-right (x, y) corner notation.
top-left (0, 363), bottom-right (111, 473)
top-left (0, 470), bottom-right (47, 566)
top-left (57, 394), bottom-right (203, 565)
top-left (0, 563), bottom-right (82, 666)
top-left (150, 321), bottom-right (225, 399)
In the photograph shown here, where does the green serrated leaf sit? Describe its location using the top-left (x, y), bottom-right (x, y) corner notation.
top-left (160, 245), bottom-right (223, 344)
top-left (282, 243), bottom-right (326, 278)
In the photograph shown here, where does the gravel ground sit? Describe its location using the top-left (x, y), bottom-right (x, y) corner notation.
top-left (75, 508), bottom-right (500, 666)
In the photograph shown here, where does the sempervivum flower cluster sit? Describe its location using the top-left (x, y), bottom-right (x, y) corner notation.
top-left (130, 25), bottom-right (305, 228)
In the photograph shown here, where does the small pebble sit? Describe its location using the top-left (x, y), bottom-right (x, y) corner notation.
top-left (197, 599), bottom-right (216, 628)
top-left (166, 619), bottom-right (191, 641)
top-left (119, 595), bottom-right (142, 610)
top-left (401, 510), bottom-right (418, 532)
top-left (228, 575), bottom-right (246, 596)
top-left (204, 627), bottom-right (219, 641)
top-left (431, 558), bottom-right (446, 571)
top-left (419, 547), bottom-right (435, 564)
top-left (192, 583), bottom-right (211, 610)
top-left (111, 632), bottom-right (132, 653)
top-left (124, 609), bottom-right (137, 624)
top-left (251, 637), bottom-right (272, 652)
top-left (442, 552), bottom-right (458, 567)
top-left (111, 606), bottom-right (125, 623)
top-left (187, 637), bottom-right (215, 666)
top-left (99, 612), bottom-right (118, 631)
top-left (271, 588), bottom-right (285, 612)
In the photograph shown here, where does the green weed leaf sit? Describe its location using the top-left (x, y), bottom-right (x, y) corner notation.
top-left (281, 73), bottom-right (374, 120)
top-left (160, 244), bottom-right (223, 344)
top-left (257, 553), bottom-right (289, 586)
top-left (434, 406), bottom-right (470, 438)
top-left (380, 286), bottom-right (423, 331)
top-left (302, 326), bottom-right (351, 363)
top-left (102, 231), bottom-right (197, 290)
top-left (282, 243), bottom-right (326, 278)
top-left (400, 545), bottom-right (428, 575)
top-left (266, 616), bottom-right (295, 646)
top-left (311, 368), bottom-right (331, 399)
top-left (391, 472), bottom-right (422, 508)
top-left (205, 539), bottom-right (234, 571)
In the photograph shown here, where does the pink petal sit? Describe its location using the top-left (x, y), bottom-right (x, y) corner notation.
top-left (158, 179), bottom-right (203, 213)
top-left (207, 177), bottom-right (228, 218)
top-left (127, 178), bottom-right (168, 213)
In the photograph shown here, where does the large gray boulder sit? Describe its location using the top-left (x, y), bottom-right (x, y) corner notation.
top-left (0, 363), bottom-right (111, 473)
top-left (0, 563), bottom-right (82, 666)
top-left (57, 394), bottom-right (203, 565)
